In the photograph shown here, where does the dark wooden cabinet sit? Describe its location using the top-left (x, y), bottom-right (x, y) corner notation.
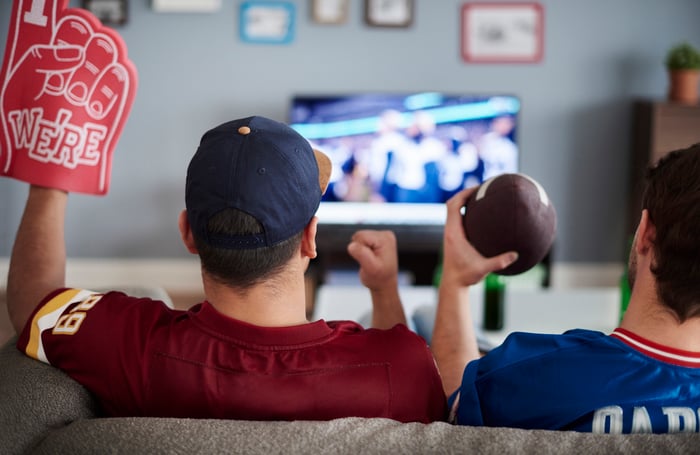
top-left (628, 100), bottom-right (700, 237)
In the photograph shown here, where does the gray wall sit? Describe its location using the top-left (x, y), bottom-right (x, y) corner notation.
top-left (2, 0), bottom-right (700, 264)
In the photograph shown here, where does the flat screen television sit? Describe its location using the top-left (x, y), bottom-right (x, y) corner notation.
top-left (289, 92), bottom-right (520, 252)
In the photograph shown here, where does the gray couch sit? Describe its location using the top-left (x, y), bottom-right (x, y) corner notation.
top-left (2, 339), bottom-right (698, 454)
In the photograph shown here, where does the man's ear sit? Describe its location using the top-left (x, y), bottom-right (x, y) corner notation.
top-left (635, 209), bottom-right (656, 256)
top-left (178, 210), bottom-right (198, 254)
top-left (300, 216), bottom-right (318, 259)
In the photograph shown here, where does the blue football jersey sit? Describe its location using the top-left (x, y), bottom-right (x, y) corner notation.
top-left (450, 328), bottom-right (700, 433)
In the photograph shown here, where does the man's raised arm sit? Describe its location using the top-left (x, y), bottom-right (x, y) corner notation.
top-left (347, 229), bottom-right (407, 329)
top-left (430, 188), bottom-right (518, 396)
top-left (7, 186), bottom-right (68, 334)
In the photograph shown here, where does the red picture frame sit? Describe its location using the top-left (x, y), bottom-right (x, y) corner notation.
top-left (461, 2), bottom-right (544, 63)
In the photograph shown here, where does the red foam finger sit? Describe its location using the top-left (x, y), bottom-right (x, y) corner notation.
top-left (0, 1), bottom-right (138, 195)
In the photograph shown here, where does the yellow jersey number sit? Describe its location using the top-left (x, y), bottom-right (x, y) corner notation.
top-left (52, 293), bottom-right (104, 335)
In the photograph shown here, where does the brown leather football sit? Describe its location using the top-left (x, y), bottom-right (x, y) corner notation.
top-left (462, 173), bottom-right (556, 275)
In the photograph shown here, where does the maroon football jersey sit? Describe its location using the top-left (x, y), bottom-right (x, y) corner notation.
top-left (17, 288), bottom-right (446, 422)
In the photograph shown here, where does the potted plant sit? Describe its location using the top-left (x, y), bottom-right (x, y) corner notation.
top-left (665, 42), bottom-right (700, 104)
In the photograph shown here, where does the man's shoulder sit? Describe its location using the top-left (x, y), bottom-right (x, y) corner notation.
top-left (500, 328), bottom-right (609, 351)
top-left (20, 287), bottom-right (178, 343)
top-left (328, 321), bottom-right (421, 340)
top-left (455, 330), bottom-right (625, 428)
top-left (325, 321), bottom-right (431, 355)
top-left (476, 329), bottom-right (614, 372)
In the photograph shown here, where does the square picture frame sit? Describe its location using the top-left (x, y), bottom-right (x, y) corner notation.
top-left (240, 1), bottom-right (295, 44)
top-left (364, 0), bottom-right (414, 28)
top-left (311, 0), bottom-right (349, 25)
top-left (82, 0), bottom-right (128, 26)
top-left (461, 2), bottom-right (544, 63)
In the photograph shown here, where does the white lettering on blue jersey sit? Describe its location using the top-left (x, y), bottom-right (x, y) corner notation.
top-left (592, 406), bottom-right (623, 434)
top-left (593, 406), bottom-right (700, 433)
top-left (631, 407), bottom-right (652, 433)
top-left (663, 407), bottom-right (697, 433)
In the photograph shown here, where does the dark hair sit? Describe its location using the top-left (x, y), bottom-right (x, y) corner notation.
top-left (193, 208), bottom-right (303, 290)
top-left (642, 143), bottom-right (700, 322)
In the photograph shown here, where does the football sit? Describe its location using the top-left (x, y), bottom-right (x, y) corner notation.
top-left (462, 173), bottom-right (557, 276)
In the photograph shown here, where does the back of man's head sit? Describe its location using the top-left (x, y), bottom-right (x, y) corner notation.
top-left (185, 116), bottom-right (331, 289)
top-left (642, 143), bottom-right (700, 321)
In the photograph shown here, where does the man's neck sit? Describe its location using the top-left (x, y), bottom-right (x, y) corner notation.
top-left (202, 272), bottom-right (309, 328)
top-left (620, 282), bottom-right (700, 352)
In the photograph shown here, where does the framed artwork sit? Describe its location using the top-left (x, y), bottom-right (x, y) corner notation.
top-left (151, 0), bottom-right (222, 13)
top-left (461, 2), bottom-right (544, 63)
top-left (82, 0), bottom-right (128, 26)
top-left (364, 0), bottom-right (414, 28)
top-left (311, 0), bottom-right (349, 25)
top-left (240, 1), bottom-right (295, 44)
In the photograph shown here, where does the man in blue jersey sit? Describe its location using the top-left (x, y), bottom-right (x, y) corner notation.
top-left (430, 143), bottom-right (700, 433)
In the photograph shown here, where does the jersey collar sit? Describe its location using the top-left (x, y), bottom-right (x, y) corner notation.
top-left (611, 328), bottom-right (700, 367)
top-left (190, 301), bottom-right (337, 349)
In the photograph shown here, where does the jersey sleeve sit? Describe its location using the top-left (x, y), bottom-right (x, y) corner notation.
top-left (16, 287), bottom-right (174, 415)
top-left (454, 331), bottom-right (557, 426)
top-left (451, 358), bottom-right (485, 425)
top-left (454, 331), bottom-right (557, 425)
top-left (17, 288), bottom-right (101, 364)
top-left (382, 324), bottom-right (448, 422)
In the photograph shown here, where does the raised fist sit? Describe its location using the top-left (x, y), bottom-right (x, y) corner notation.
top-left (0, 0), bottom-right (137, 194)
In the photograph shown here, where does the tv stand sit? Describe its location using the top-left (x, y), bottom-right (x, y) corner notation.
top-left (312, 223), bottom-right (445, 285)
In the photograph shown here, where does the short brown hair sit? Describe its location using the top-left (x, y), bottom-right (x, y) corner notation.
top-left (193, 208), bottom-right (303, 290)
top-left (642, 143), bottom-right (700, 322)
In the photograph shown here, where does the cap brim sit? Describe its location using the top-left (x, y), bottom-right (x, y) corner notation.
top-left (313, 149), bottom-right (332, 195)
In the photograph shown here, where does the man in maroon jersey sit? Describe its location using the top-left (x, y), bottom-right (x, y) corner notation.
top-left (7, 115), bottom-right (446, 422)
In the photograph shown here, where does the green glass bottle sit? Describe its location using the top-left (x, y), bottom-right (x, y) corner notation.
top-left (619, 269), bottom-right (631, 323)
top-left (484, 273), bottom-right (505, 330)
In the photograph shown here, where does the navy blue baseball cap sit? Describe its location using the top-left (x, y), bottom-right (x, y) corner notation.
top-left (185, 116), bottom-right (331, 249)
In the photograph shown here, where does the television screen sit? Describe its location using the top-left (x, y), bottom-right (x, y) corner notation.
top-left (289, 93), bottom-right (520, 226)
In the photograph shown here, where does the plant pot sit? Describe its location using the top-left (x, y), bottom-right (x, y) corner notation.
top-left (668, 69), bottom-right (700, 104)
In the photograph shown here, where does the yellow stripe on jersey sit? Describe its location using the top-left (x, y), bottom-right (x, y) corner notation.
top-left (25, 289), bottom-right (83, 363)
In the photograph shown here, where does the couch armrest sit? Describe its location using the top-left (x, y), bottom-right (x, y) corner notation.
top-left (0, 337), bottom-right (98, 455)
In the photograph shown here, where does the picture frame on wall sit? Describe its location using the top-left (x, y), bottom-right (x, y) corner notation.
top-left (151, 0), bottom-right (222, 13)
top-left (239, 1), bottom-right (295, 44)
top-left (364, 0), bottom-right (414, 28)
top-left (311, 0), bottom-right (349, 25)
top-left (461, 2), bottom-right (544, 63)
top-left (82, 0), bottom-right (128, 26)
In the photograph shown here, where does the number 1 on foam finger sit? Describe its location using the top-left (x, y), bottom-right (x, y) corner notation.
top-left (24, 0), bottom-right (48, 26)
